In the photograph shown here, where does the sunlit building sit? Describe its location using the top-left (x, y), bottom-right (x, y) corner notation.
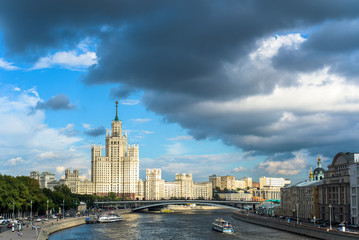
top-left (91, 101), bottom-right (139, 199)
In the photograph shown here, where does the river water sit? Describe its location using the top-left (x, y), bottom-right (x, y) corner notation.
top-left (50, 210), bottom-right (315, 240)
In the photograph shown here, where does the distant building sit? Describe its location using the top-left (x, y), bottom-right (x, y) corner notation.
top-left (252, 182), bottom-right (259, 189)
top-left (252, 176), bottom-right (290, 201)
top-left (235, 180), bottom-right (246, 189)
top-left (209, 174), bottom-right (221, 189)
top-left (217, 191), bottom-right (252, 201)
top-left (221, 175), bottom-right (235, 190)
top-left (280, 156), bottom-right (323, 220)
top-left (145, 169), bottom-right (165, 200)
top-left (319, 152), bottom-right (354, 223)
top-left (30, 171), bottom-right (57, 189)
top-left (241, 176), bottom-right (252, 189)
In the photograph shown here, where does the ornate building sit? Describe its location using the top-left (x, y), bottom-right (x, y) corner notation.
top-left (318, 152), bottom-right (353, 223)
top-left (91, 101), bottom-right (139, 199)
top-left (280, 156), bottom-right (323, 220)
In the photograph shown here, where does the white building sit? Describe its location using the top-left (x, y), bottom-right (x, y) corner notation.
top-left (259, 177), bottom-right (289, 189)
top-left (145, 169), bottom-right (165, 200)
top-left (91, 101), bottom-right (139, 199)
top-left (30, 171), bottom-right (57, 189)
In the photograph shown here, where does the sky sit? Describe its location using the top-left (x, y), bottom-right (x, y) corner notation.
top-left (1, 0), bottom-right (359, 184)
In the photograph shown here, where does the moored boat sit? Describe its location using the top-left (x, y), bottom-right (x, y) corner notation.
top-left (212, 218), bottom-right (234, 233)
top-left (97, 213), bottom-right (122, 223)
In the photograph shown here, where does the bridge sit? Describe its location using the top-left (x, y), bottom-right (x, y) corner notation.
top-left (94, 200), bottom-right (261, 212)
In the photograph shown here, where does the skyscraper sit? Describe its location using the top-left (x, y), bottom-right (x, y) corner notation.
top-left (91, 101), bottom-right (139, 199)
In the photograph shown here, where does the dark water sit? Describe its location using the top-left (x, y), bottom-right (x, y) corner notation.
top-left (50, 210), bottom-right (315, 240)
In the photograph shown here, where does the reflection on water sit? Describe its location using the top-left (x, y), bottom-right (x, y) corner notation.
top-left (50, 210), bottom-right (315, 240)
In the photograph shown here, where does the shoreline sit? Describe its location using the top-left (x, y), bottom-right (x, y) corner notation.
top-left (232, 212), bottom-right (359, 240)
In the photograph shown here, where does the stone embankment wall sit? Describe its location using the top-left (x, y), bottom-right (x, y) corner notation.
top-left (37, 217), bottom-right (85, 240)
top-left (232, 212), bottom-right (359, 240)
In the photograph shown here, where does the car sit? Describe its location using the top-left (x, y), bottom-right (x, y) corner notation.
top-left (36, 218), bottom-right (42, 222)
top-left (7, 223), bottom-right (12, 228)
top-left (349, 224), bottom-right (358, 228)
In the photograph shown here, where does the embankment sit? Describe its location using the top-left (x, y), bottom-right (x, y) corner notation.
top-left (37, 217), bottom-right (85, 240)
top-left (232, 212), bottom-right (359, 240)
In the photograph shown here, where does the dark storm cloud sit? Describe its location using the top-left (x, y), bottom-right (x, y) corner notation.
top-left (272, 20), bottom-right (359, 77)
top-left (2, 0), bottom-right (359, 158)
top-left (36, 94), bottom-right (75, 110)
top-left (84, 126), bottom-right (106, 137)
top-left (110, 85), bottom-right (138, 99)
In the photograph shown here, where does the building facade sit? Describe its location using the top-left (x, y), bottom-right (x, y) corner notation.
top-left (318, 152), bottom-right (352, 223)
top-left (91, 101), bottom-right (139, 199)
top-left (145, 169), bottom-right (165, 200)
top-left (209, 174), bottom-right (221, 189)
top-left (30, 171), bottom-right (57, 189)
top-left (220, 175), bottom-right (235, 190)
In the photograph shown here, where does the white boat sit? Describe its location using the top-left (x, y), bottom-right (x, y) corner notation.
top-left (97, 213), bottom-right (122, 223)
top-left (212, 218), bottom-right (234, 233)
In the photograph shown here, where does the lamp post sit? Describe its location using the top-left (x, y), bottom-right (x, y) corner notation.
top-left (296, 203), bottom-right (299, 224)
top-left (329, 204), bottom-right (332, 230)
top-left (30, 200), bottom-right (33, 225)
top-left (63, 200), bottom-right (65, 219)
top-left (47, 200), bottom-right (49, 220)
top-left (12, 201), bottom-right (15, 220)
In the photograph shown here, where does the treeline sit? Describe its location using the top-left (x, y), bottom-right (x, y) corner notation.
top-left (0, 174), bottom-right (96, 215)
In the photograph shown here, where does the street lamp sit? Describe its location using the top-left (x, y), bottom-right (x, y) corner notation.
top-left (13, 201), bottom-right (15, 220)
top-left (30, 200), bottom-right (33, 225)
top-left (63, 200), bottom-right (65, 219)
top-left (296, 203), bottom-right (299, 224)
top-left (329, 204), bottom-right (332, 230)
top-left (47, 200), bottom-right (49, 220)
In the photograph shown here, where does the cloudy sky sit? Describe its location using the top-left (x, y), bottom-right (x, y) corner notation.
top-left (1, 0), bottom-right (359, 183)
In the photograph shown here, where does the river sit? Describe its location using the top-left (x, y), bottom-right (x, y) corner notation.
top-left (50, 210), bottom-right (315, 240)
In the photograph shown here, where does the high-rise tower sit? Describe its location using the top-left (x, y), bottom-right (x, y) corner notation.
top-left (91, 101), bottom-right (139, 199)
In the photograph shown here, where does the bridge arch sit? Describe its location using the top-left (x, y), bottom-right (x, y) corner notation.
top-left (132, 201), bottom-right (243, 212)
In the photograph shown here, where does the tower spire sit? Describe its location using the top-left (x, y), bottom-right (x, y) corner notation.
top-left (114, 101), bottom-right (119, 121)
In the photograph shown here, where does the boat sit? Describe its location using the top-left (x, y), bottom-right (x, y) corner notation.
top-left (160, 209), bottom-right (174, 213)
top-left (97, 213), bottom-right (122, 223)
top-left (212, 218), bottom-right (234, 233)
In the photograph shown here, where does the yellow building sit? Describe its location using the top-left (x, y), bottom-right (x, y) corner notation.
top-left (220, 175), bottom-right (235, 190)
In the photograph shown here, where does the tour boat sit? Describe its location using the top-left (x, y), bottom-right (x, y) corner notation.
top-left (97, 213), bottom-right (122, 223)
top-left (212, 218), bottom-right (234, 233)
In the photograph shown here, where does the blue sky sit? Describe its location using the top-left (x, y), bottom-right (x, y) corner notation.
top-left (1, 0), bottom-right (359, 184)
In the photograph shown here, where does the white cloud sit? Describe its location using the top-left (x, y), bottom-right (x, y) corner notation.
top-left (131, 118), bottom-right (151, 123)
top-left (6, 157), bottom-right (24, 166)
top-left (82, 123), bottom-right (91, 129)
top-left (38, 152), bottom-right (59, 159)
top-left (258, 150), bottom-right (308, 176)
top-left (0, 58), bottom-right (19, 70)
top-left (232, 166), bottom-right (248, 173)
top-left (250, 33), bottom-right (305, 60)
top-left (33, 51), bottom-right (97, 70)
top-left (166, 135), bottom-right (194, 141)
top-left (141, 152), bottom-right (251, 182)
top-left (56, 166), bottom-right (65, 175)
top-left (120, 99), bottom-right (140, 105)
top-left (0, 86), bottom-right (87, 176)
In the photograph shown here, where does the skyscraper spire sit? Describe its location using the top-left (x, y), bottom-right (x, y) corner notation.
top-left (114, 101), bottom-right (119, 121)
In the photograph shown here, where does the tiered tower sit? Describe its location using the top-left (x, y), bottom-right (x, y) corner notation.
top-left (91, 101), bottom-right (139, 199)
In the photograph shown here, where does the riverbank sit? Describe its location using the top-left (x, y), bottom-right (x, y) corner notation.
top-left (167, 205), bottom-right (223, 211)
top-left (232, 212), bottom-right (359, 240)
